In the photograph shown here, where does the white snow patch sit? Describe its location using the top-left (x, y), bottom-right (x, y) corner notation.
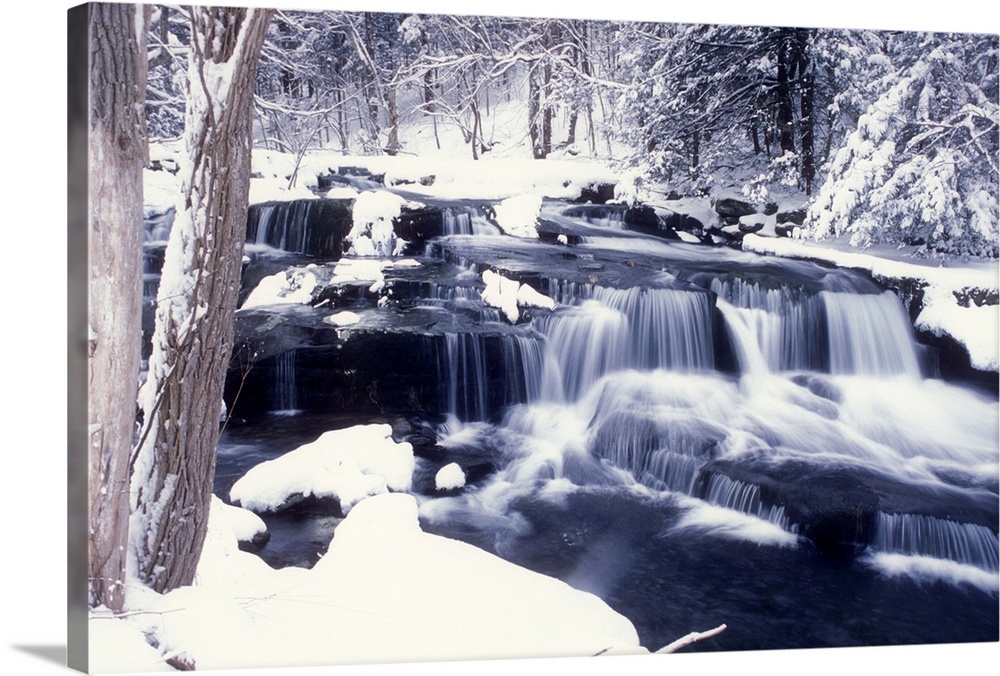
top-left (916, 286), bottom-right (999, 372)
top-left (214, 498), bottom-right (268, 545)
top-left (331, 258), bottom-right (387, 293)
top-left (324, 310), bottom-right (362, 327)
top-left (347, 190), bottom-right (418, 257)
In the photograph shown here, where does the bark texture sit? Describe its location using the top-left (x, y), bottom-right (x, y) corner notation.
top-left (131, 6), bottom-right (273, 594)
top-left (88, 1), bottom-right (147, 612)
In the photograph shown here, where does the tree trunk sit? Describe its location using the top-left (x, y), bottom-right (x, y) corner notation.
top-left (528, 67), bottom-right (542, 159)
top-left (88, 2), bottom-right (147, 613)
top-left (386, 84), bottom-right (400, 155)
top-left (131, 5), bottom-right (273, 594)
top-left (776, 30), bottom-right (797, 155)
top-left (797, 28), bottom-right (816, 194)
top-left (690, 131), bottom-right (700, 173)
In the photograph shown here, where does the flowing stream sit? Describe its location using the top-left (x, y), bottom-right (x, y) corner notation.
top-left (146, 195), bottom-right (1000, 653)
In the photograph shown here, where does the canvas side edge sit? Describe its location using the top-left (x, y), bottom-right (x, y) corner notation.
top-left (67, 3), bottom-right (91, 673)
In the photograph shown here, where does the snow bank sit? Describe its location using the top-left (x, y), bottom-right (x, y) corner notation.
top-left (93, 493), bottom-right (644, 672)
top-left (241, 267), bottom-right (317, 309)
top-left (229, 424), bottom-right (414, 514)
top-left (917, 286), bottom-right (999, 372)
top-left (481, 269), bottom-right (521, 322)
top-left (481, 270), bottom-right (557, 323)
top-left (214, 498), bottom-right (268, 545)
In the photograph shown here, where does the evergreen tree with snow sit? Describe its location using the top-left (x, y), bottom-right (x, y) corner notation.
top-left (805, 32), bottom-right (999, 258)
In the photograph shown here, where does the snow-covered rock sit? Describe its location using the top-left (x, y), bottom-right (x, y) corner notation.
top-left (481, 269), bottom-right (557, 323)
top-left (435, 462), bottom-right (466, 491)
top-left (324, 310), bottom-right (362, 327)
top-left (229, 424), bottom-right (415, 514)
top-left (493, 194), bottom-right (542, 238)
top-left (241, 268), bottom-right (317, 309)
top-left (346, 190), bottom-right (417, 257)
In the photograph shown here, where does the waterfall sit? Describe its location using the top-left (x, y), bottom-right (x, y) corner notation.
top-left (245, 199), bottom-right (351, 257)
top-left (438, 333), bottom-right (544, 422)
top-left (715, 299), bottom-right (770, 376)
top-left (440, 333), bottom-right (489, 422)
top-left (143, 209), bottom-right (175, 243)
top-left (824, 291), bottom-right (923, 378)
top-left (247, 202), bottom-right (315, 252)
top-left (272, 350), bottom-right (298, 413)
top-left (228, 194), bottom-right (996, 594)
top-left (536, 285), bottom-right (716, 402)
top-left (711, 278), bottom-right (826, 372)
top-left (874, 512), bottom-right (999, 572)
top-left (443, 207), bottom-right (501, 236)
top-left (588, 408), bottom-right (723, 495)
top-left (538, 302), bottom-right (630, 402)
top-left (701, 474), bottom-right (795, 531)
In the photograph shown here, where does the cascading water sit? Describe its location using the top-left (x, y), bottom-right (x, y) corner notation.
top-left (711, 277), bottom-right (826, 372)
top-left (272, 350), bottom-right (299, 414)
top-left (874, 512), bottom-right (999, 572)
top-left (824, 290), bottom-right (923, 378)
top-left (443, 207), bottom-right (501, 236)
top-left (218, 195), bottom-right (999, 652)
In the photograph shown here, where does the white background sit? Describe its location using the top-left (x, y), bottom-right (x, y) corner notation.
top-left (2, 1), bottom-right (997, 675)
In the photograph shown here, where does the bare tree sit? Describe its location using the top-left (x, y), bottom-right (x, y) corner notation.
top-left (131, 5), bottom-right (273, 594)
top-left (87, 2), bottom-right (148, 612)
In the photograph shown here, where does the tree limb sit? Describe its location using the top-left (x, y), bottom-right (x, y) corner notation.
top-left (655, 623), bottom-right (727, 653)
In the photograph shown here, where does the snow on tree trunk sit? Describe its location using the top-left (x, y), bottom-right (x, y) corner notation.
top-left (131, 6), bottom-right (273, 594)
top-left (88, 2), bottom-right (147, 613)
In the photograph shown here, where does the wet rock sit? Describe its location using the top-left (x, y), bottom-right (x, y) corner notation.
top-left (714, 197), bottom-right (757, 219)
top-left (776, 208), bottom-right (807, 226)
top-left (574, 183), bottom-right (616, 204)
top-left (790, 374), bottom-right (843, 403)
top-left (738, 220), bottom-right (765, 234)
top-left (394, 204), bottom-right (444, 247)
top-left (779, 471), bottom-right (881, 557)
top-left (237, 529), bottom-right (272, 553)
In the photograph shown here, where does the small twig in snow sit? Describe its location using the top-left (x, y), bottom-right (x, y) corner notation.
top-left (655, 623), bottom-right (727, 654)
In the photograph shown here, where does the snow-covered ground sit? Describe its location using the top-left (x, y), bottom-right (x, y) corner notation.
top-left (92, 486), bottom-right (645, 673)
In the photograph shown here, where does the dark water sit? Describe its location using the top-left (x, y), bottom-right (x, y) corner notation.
top-left (205, 197), bottom-right (998, 653)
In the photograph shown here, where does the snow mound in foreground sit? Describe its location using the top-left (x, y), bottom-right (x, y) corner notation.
top-left (92, 493), bottom-right (645, 672)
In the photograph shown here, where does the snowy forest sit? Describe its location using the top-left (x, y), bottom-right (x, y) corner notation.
top-left (139, 5), bottom-right (1000, 257)
top-left (78, 2), bottom-right (999, 674)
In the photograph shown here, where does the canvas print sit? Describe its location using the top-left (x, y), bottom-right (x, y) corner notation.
top-left (72, 1), bottom-right (999, 673)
